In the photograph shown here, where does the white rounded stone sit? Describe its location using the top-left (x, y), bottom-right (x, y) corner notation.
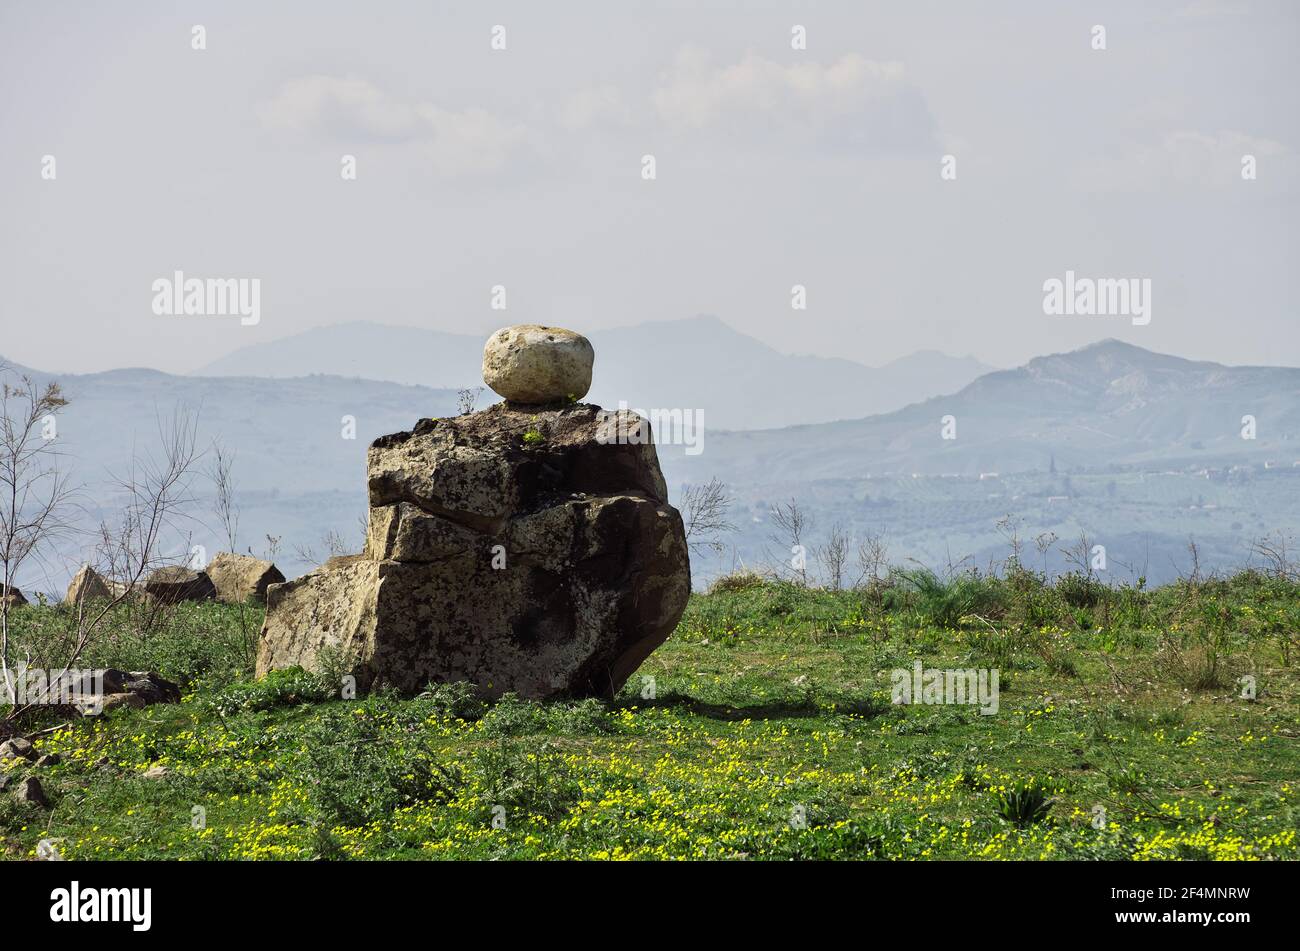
top-left (482, 324), bottom-right (594, 404)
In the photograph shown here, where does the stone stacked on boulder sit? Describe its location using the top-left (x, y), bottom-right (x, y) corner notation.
top-left (258, 325), bottom-right (690, 699)
top-left (144, 566), bottom-right (216, 604)
top-left (205, 552), bottom-right (285, 604)
top-left (482, 324), bottom-right (594, 403)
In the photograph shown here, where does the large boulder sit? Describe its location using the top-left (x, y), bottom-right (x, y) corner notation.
top-left (144, 566), bottom-right (216, 604)
top-left (65, 566), bottom-right (114, 605)
top-left (482, 325), bottom-right (594, 404)
top-left (1, 586), bottom-right (26, 609)
top-left (205, 552), bottom-right (285, 604)
top-left (258, 400), bottom-right (690, 699)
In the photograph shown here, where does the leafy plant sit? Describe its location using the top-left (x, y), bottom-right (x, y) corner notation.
top-left (994, 783), bottom-right (1054, 827)
top-left (891, 568), bottom-right (1002, 629)
top-left (199, 666), bottom-right (336, 717)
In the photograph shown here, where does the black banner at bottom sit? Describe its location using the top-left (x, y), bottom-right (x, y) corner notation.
top-left (0, 859), bottom-right (1283, 938)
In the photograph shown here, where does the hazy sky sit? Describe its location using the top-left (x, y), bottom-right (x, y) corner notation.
top-left (2, 0), bottom-right (1297, 376)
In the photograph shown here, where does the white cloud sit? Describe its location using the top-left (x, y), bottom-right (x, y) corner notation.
top-left (256, 75), bottom-right (529, 175)
top-left (650, 47), bottom-right (934, 151)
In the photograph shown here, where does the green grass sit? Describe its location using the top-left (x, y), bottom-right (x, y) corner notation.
top-left (1, 570), bottom-right (1297, 860)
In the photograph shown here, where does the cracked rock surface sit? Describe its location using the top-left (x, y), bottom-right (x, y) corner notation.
top-left (256, 402), bottom-right (690, 699)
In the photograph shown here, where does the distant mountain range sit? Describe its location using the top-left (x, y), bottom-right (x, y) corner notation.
top-left (3, 334), bottom-right (1297, 593)
top-left (4, 364), bottom-right (460, 498)
top-left (663, 339), bottom-right (1300, 482)
top-left (192, 316), bottom-right (996, 430)
top-left (659, 339), bottom-right (1300, 587)
top-left (0, 359), bottom-right (461, 592)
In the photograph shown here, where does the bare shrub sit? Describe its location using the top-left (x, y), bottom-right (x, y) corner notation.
top-left (1, 370), bottom-right (74, 707)
top-left (853, 530), bottom-right (889, 590)
top-left (1249, 531), bottom-right (1298, 582)
top-left (768, 498), bottom-right (811, 585)
top-left (1033, 531), bottom-right (1058, 575)
top-left (1059, 531), bottom-right (1096, 580)
top-left (995, 514), bottom-right (1025, 570)
top-left (210, 442), bottom-right (239, 552)
top-left (681, 478), bottom-right (734, 555)
top-left (294, 527), bottom-right (353, 567)
top-left (457, 387), bottom-right (484, 416)
top-left (1, 367), bottom-right (203, 718)
top-left (816, 522), bottom-right (850, 591)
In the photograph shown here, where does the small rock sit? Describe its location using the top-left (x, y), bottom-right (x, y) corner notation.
top-left (66, 565), bottom-right (115, 605)
top-left (0, 774), bottom-right (11, 791)
top-left (121, 671), bottom-right (182, 705)
top-left (77, 692), bottom-right (145, 716)
top-left (35, 753), bottom-right (61, 767)
top-left (100, 693), bottom-right (147, 715)
top-left (482, 324), bottom-right (594, 404)
top-left (72, 670), bottom-right (179, 715)
top-left (15, 776), bottom-right (50, 809)
top-left (142, 765), bottom-right (168, 780)
top-left (65, 668), bottom-right (129, 696)
top-left (144, 566), bottom-right (217, 603)
top-left (0, 737), bottom-right (34, 761)
top-left (205, 552), bottom-right (285, 604)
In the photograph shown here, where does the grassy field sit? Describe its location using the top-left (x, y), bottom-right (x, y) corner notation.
top-left (1, 568), bottom-right (1297, 860)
